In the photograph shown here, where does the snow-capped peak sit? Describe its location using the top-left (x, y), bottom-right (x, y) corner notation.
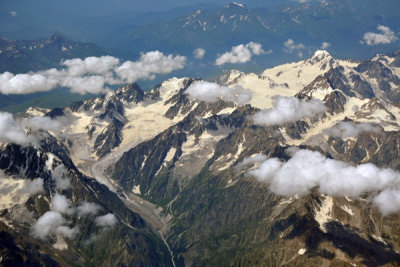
top-left (305, 50), bottom-right (338, 70)
top-left (310, 50), bottom-right (332, 62)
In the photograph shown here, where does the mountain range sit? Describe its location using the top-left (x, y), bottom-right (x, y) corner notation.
top-left (2, 48), bottom-right (400, 265)
top-left (90, 0), bottom-right (400, 65)
top-left (3, 0), bottom-right (400, 68)
top-left (0, 32), bottom-right (110, 74)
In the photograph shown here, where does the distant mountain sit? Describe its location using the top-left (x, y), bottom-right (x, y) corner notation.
top-left (105, 0), bottom-right (400, 64)
top-left (0, 32), bottom-right (112, 74)
top-left (0, 33), bottom-right (112, 112)
top-left (0, 0), bottom-right (292, 42)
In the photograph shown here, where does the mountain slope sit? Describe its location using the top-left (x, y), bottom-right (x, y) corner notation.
top-left (0, 133), bottom-right (172, 266)
top-left (2, 49), bottom-right (400, 266)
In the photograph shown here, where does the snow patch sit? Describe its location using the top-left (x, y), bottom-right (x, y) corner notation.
top-left (298, 248), bottom-right (307, 255)
top-left (371, 234), bottom-right (387, 245)
top-left (218, 135), bottom-right (245, 171)
top-left (45, 153), bottom-right (56, 171)
top-left (163, 147), bottom-right (176, 166)
top-left (0, 178), bottom-right (31, 210)
top-left (132, 185), bottom-right (141, 195)
top-left (279, 197), bottom-right (294, 206)
top-left (53, 234), bottom-right (68, 250)
top-left (341, 205), bottom-right (355, 216)
top-left (232, 2), bottom-right (245, 8)
top-left (314, 195), bottom-right (333, 233)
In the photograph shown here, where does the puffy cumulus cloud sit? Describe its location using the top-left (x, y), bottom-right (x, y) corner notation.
top-left (61, 56), bottom-right (120, 76)
top-left (324, 121), bottom-right (381, 138)
top-left (115, 51), bottom-right (186, 83)
top-left (60, 75), bottom-right (109, 94)
top-left (245, 149), bottom-right (400, 215)
top-left (0, 52), bottom-right (186, 95)
top-left (31, 211), bottom-right (79, 240)
top-left (234, 154), bottom-right (268, 172)
top-left (76, 202), bottom-right (102, 216)
top-left (55, 225), bottom-right (80, 239)
top-left (321, 42), bottom-right (331, 49)
top-left (94, 213), bottom-right (118, 227)
top-left (185, 81), bottom-right (252, 104)
top-left (21, 116), bottom-right (64, 132)
top-left (283, 39), bottom-right (305, 54)
top-left (83, 234), bottom-right (98, 246)
top-left (9, 11), bottom-right (17, 16)
top-left (52, 164), bottom-right (71, 190)
top-left (52, 193), bottom-right (74, 215)
top-left (362, 25), bottom-right (398, 46)
top-left (21, 178), bottom-right (45, 195)
top-left (0, 112), bottom-right (31, 145)
top-left (215, 42), bottom-right (271, 65)
top-left (193, 48), bottom-right (206, 59)
top-left (373, 190), bottom-right (400, 215)
top-left (0, 72), bottom-right (58, 95)
top-left (253, 96), bottom-right (326, 126)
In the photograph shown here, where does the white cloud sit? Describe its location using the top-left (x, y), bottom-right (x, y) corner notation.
top-left (0, 112), bottom-right (30, 145)
top-left (52, 164), bottom-right (71, 190)
top-left (0, 52), bottom-right (186, 95)
top-left (62, 56), bottom-right (120, 76)
top-left (76, 202), bottom-right (102, 216)
top-left (215, 42), bottom-right (270, 65)
top-left (60, 75), bottom-right (109, 94)
top-left (283, 39), bottom-right (305, 53)
top-left (52, 193), bottom-right (74, 215)
top-left (253, 96), bottom-right (326, 126)
top-left (234, 154), bottom-right (268, 171)
top-left (31, 211), bottom-right (79, 240)
top-left (245, 149), bottom-right (400, 215)
top-left (193, 48), bottom-right (205, 59)
top-left (94, 213), bottom-right (118, 227)
top-left (21, 178), bottom-right (44, 195)
top-left (115, 51), bottom-right (186, 83)
top-left (324, 121), bottom-right (381, 138)
top-left (362, 25), bottom-right (398, 46)
top-left (321, 42), bottom-right (331, 49)
top-left (9, 11), bottom-right (17, 16)
top-left (0, 72), bottom-right (58, 95)
top-left (185, 81), bottom-right (252, 104)
top-left (373, 190), bottom-right (400, 215)
top-left (21, 116), bottom-right (64, 132)
top-left (55, 225), bottom-right (80, 239)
